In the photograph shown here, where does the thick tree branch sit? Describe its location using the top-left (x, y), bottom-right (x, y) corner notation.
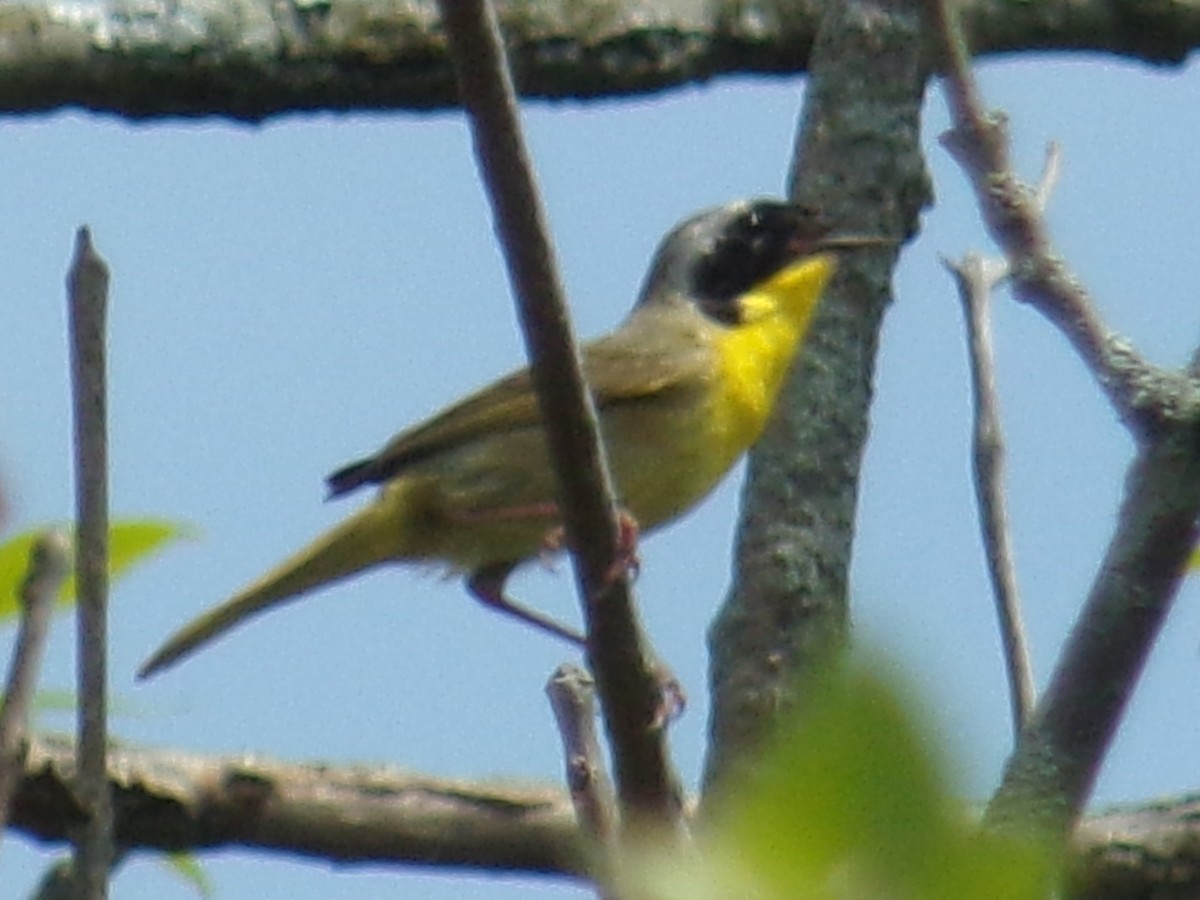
top-left (10, 734), bottom-right (586, 874)
top-left (8, 732), bottom-right (1200, 896)
top-left (1071, 796), bottom-right (1200, 900)
top-left (703, 0), bottom-right (929, 800)
top-left (0, 0), bottom-right (1196, 121)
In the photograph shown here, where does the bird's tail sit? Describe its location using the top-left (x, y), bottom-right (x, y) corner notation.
top-left (138, 497), bottom-right (404, 680)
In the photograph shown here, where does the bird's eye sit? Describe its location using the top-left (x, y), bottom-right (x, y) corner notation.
top-left (692, 204), bottom-right (799, 322)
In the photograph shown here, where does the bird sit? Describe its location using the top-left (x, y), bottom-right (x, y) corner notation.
top-left (138, 198), bottom-right (855, 680)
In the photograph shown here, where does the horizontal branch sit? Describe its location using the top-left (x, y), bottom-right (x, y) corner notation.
top-left (10, 733), bottom-right (587, 877)
top-left (1072, 796), bottom-right (1200, 899)
top-left (8, 731), bottom-right (1200, 897)
top-left (1, 0), bottom-right (1197, 121)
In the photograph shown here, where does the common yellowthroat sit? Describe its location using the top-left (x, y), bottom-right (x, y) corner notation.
top-left (138, 199), bottom-right (852, 680)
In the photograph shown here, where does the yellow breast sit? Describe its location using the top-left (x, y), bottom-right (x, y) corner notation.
top-left (707, 253), bottom-right (836, 466)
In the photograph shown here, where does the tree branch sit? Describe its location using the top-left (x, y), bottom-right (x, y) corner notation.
top-left (935, 8), bottom-right (1194, 437)
top-left (547, 665), bottom-right (616, 851)
top-left (1, 0), bottom-right (1196, 121)
top-left (435, 0), bottom-right (683, 833)
top-left (0, 531), bottom-right (70, 834)
top-left (944, 252), bottom-right (1034, 737)
top-left (703, 0), bottom-right (929, 801)
top-left (940, 141), bottom-right (1060, 739)
top-left (1071, 796), bottom-right (1200, 900)
top-left (929, 0), bottom-right (1200, 837)
top-left (10, 734), bottom-right (586, 874)
top-left (66, 226), bottom-right (113, 898)
top-left (547, 665), bottom-right (617, 896)
top-left (8, 731), bottom-right (1200, 897)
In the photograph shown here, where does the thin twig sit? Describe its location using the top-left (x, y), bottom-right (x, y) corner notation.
top-left (1033, 142), bottom-right (1062, 213)
top-left (944, 253), bottom-right (1034, 736)
top-left (941, 141), bottom-right (1062, 738)
top-left (67, 226), bottom-right (113, 898)
top-left (0, 530), bottom-right (71, 835)
top-left (434, 0), bottom-right (684, 833)
top-left (931, 0), bottom-right (1190, 436)
top-left (547, 665), bottom-right (618, 897)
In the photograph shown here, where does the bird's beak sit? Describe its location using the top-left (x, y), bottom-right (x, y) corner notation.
top-left (801, 233), bottom-right (896, 253)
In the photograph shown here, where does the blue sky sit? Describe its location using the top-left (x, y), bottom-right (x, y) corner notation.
top-left (4, 56), bottom-right (1199, 898)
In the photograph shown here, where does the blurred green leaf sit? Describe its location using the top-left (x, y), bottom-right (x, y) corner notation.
top-left (626, 661), bottom-right (1058, 900)
top-left (163, 852), bottom-right (215, 899)
top-left (0, 519), bottom-right (191, 623)
top-left (29, 689), bottom-right (76, 714)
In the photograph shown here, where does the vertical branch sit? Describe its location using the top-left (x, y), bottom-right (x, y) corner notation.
top-left (945, 254), bottom-right (1034, 736)
top-left (547, 664), bottom-right (617, 897)
top-left (704, 0), bottom-right (929, 800)
top-left (434, 0), bottom-right (683, 832)
top-left (0, 530), bottom-right (71, 834)
top-left (67, 227), bottom-right (113, 898)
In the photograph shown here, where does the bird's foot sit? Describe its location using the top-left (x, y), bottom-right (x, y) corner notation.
top-left (602, 510), bottom-right (642, 586)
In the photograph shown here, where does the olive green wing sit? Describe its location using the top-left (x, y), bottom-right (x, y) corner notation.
top-left (326, 319), bottom-right (709, 497)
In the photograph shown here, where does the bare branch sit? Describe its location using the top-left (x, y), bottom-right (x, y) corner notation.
top-left (940, 141), bottom-right (1063, 737)
top-left (435, 0), bottom-right (683, 833)
top-left (547, 665), bottom-right (617, 895)
top-left (928, 0), bottom-right (1200, 837)
top-left (1072, 797), bottom-right (1200, 899)
top-left (0, 531), bottom-right (70, 834)
top-left (985, 436), bottom-right (1200, 835)
top-left (0, 0), bottom-right (1197, 121)
top-left (66, 226), bottom-right (113, 898)
top-left (11, 734), bottom-right (585, 874)
top-left (934, 4), bottom-right (1196, 435)
top-left (9, 731), bottom-right (1200, 896)
top-left (943, 253), bottom-right (1034, 736)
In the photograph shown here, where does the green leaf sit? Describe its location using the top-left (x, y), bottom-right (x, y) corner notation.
top-left (626, 660), bottom-right (1058, 900)
top-left (162, 852), bottom-right (215, 899)
top-left (0, 519), bottom-right (191, 623)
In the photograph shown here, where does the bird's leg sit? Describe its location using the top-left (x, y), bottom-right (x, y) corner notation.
top-left (468, 562), bottom-right (585, 646)
top-left (463, 506), bottom-right (640, 644)
top-left (538, 525), bottom-right (566, 569)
